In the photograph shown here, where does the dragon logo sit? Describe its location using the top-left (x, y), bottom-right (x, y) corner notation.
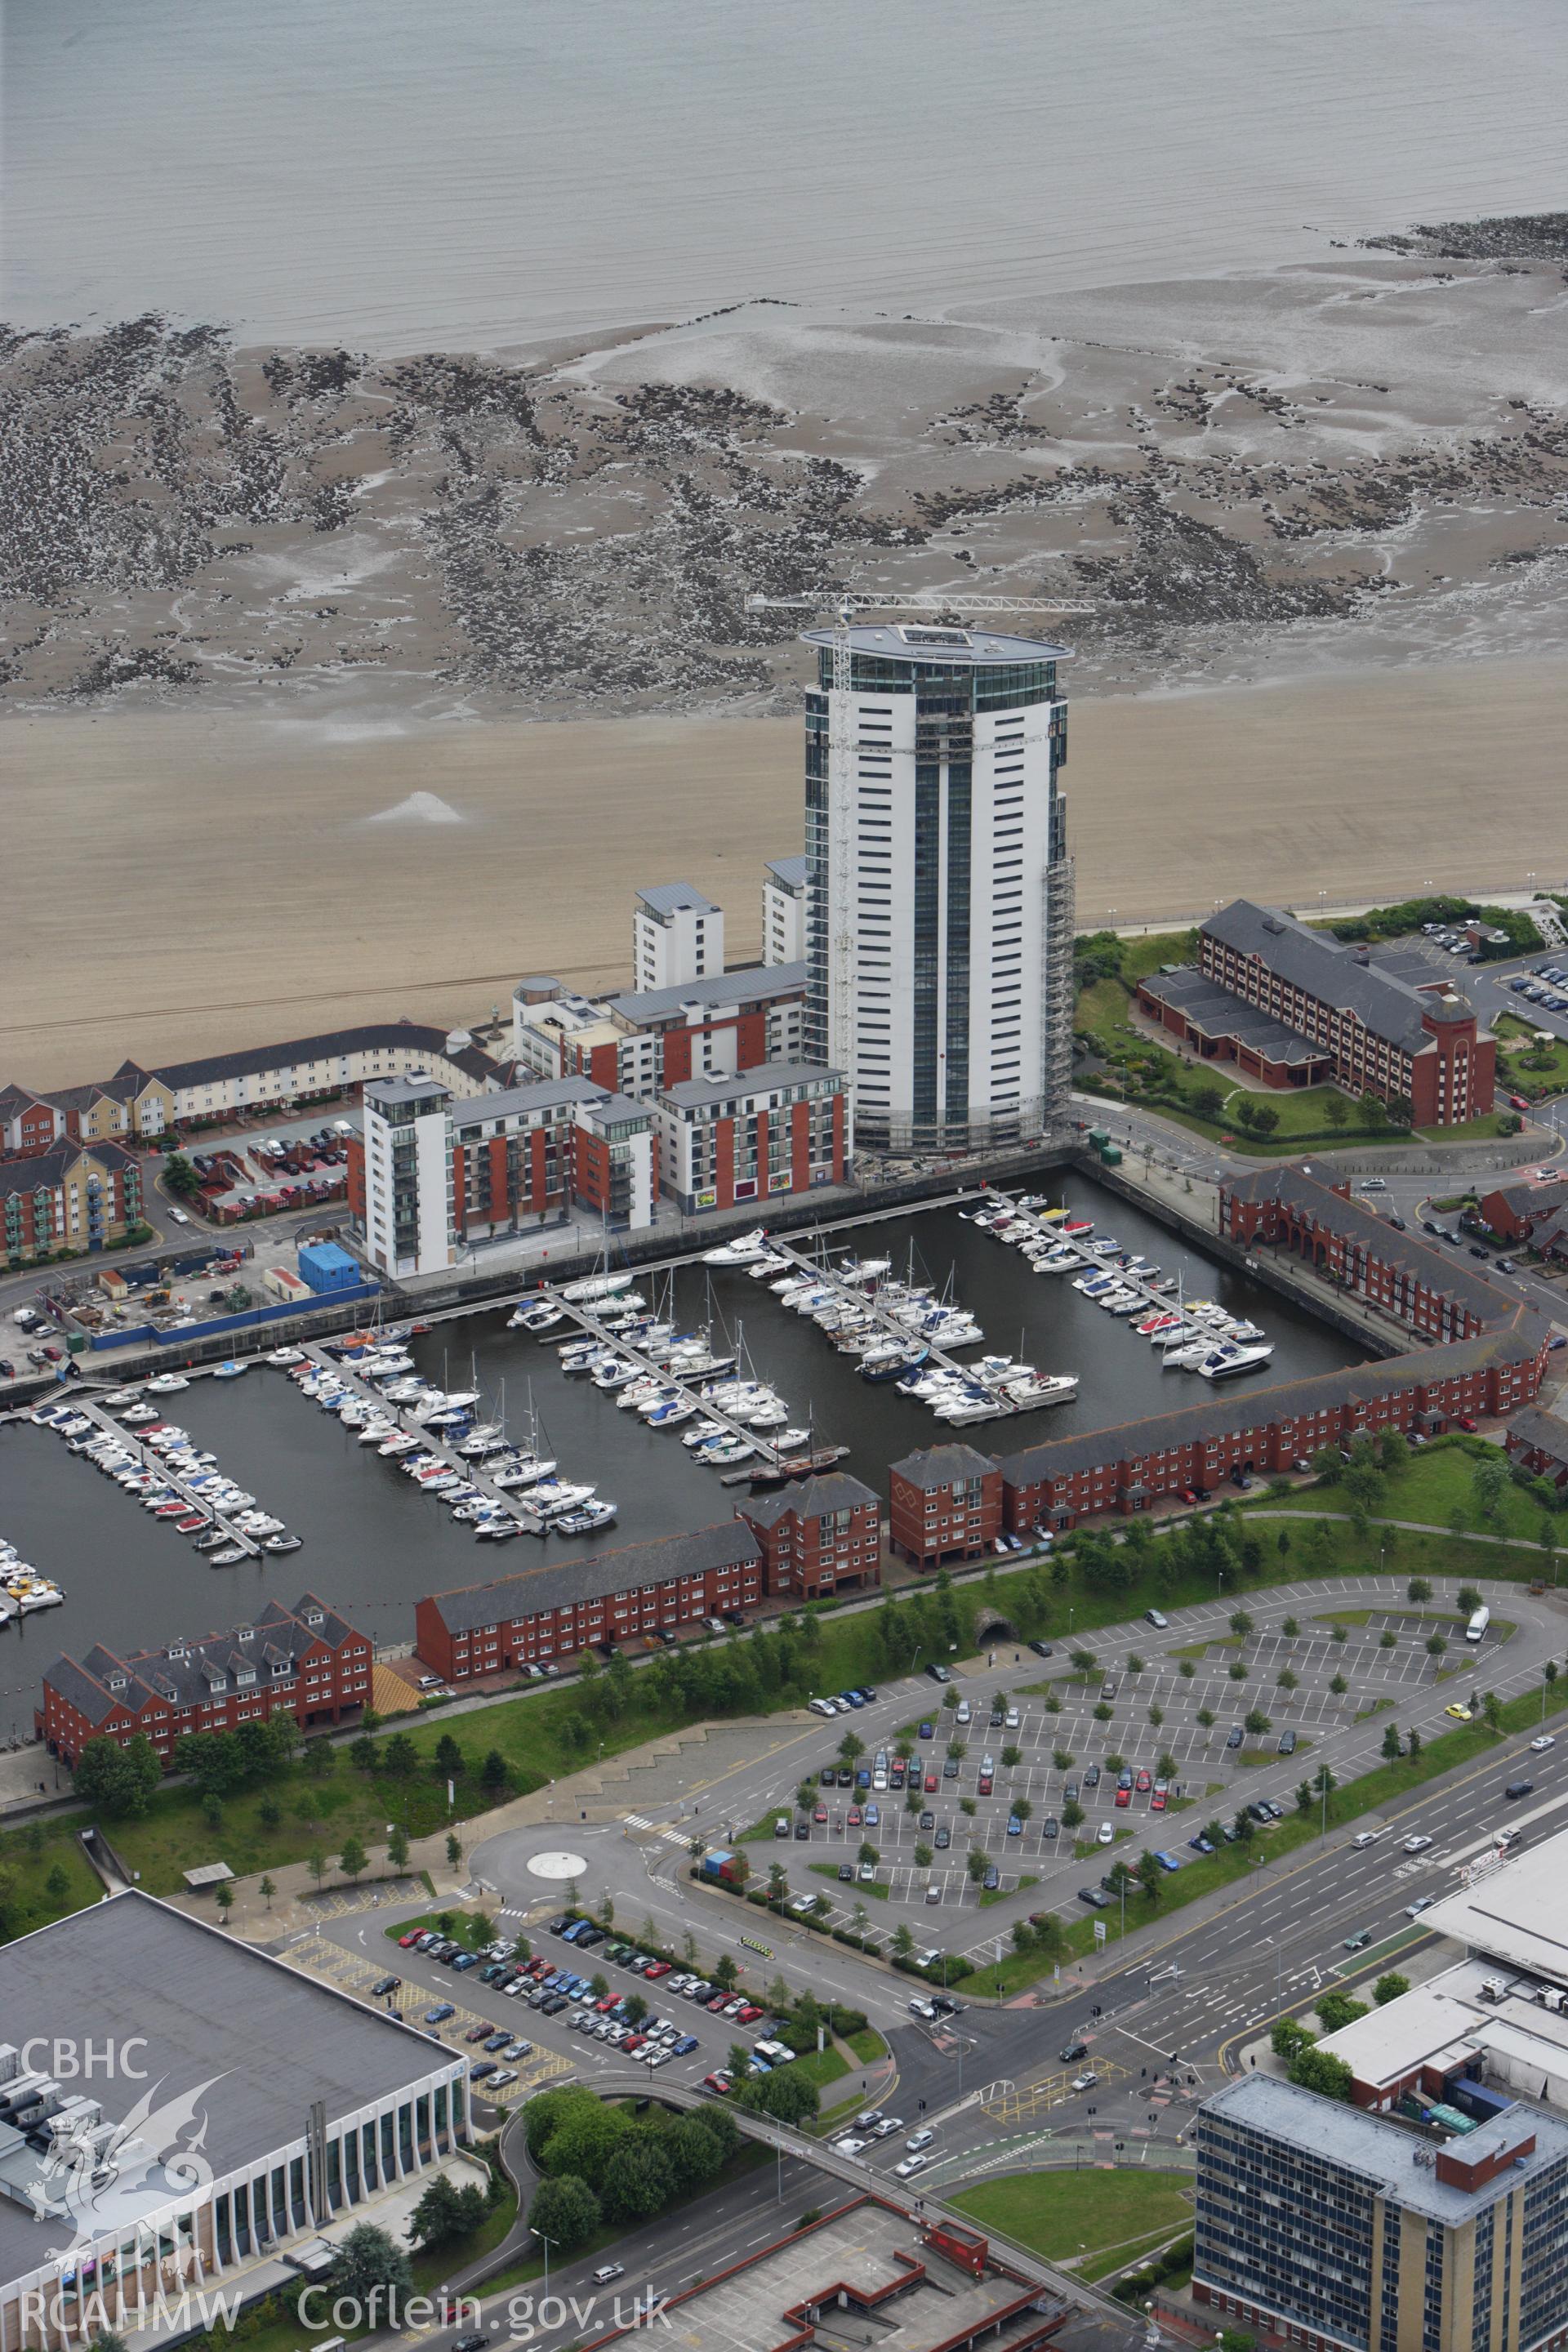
top-left (29, 2075), bottom-right (226, 2263)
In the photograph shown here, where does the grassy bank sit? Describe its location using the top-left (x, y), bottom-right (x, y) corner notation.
top-left (951, 2170), bottom-right (1192, 2270)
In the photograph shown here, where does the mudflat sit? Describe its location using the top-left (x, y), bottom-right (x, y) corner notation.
top-left (10, 653), bottom-right (1566, 1088)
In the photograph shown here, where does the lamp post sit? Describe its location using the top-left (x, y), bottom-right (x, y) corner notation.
top-left (538, 2231), bottom-right (557, 2305)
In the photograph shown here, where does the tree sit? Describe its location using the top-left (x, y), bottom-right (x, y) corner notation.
top-left (1277, 1667), bottom-right (1298, 1691)
top-left (1374, 1973), bottom-right (1411, 2007)
top-left (259, 1874), bottom-right (277, 1909)
top-left (1316, 1992), bottom-right (1368, 2034)
top-left (767, 1863), bottom-right (788, 1901)
top-left (406, 2172), bottom-right (488, 2250)
top-left (1136, 1851), bottom-right (1162, 1902)
top-left (527, 2174), bottom-right (601, 2252)
top-left (1192, 1082), bottom-right (1226, 1121)
top-left (1407, 1577), bottom-right (1432, 1604)
top-left (387, 1824), bottom-right (410, 1873)
top-left (837, 1731), bottom-right (866, 1766)
top-left (600, 2134), bottom-right (675, 2223)
top-left (1329, 1672), bottom-right (1348, 1696)
top-left (858, 1841), bottom-right (880, 1868)
top-left (914, 1843), bottom-right (934, 1870)
top-left (1381, 1722), bottom-right (1402, 1759)
top-left (539, 2100), bottom-right (628, 2192)
top-left (73, 1735), bottom-right (162, 1818)
top-left (384, 1732), bottom-right (418, 1778)
top-left (1229, 1610), bottom-right (1254, 1638)
top-left (1406, 1726), bottom-right (1422, 1760)
top-left (215, 1882), bottom-right (234, 1925)
top-left (738, 2067), bottom-right (819, 2127)
top-left (1270, 2018), bottom-right (1315, 2060)
top-left (1244, 1708), bottom-right (1272, 1737)
top-left (339, 1836), bottom-right (368, 1886)
top-left (1482, 1689), bottom-right (1503, 1731)
top-left (1061, 1801), bottom-right (1084, 1832)
top-left (434, 1732), bottom-right (465, 1778)
top-left (1053, 1747), bottom-right (1075, 1773)
top-left (308, 1848), bottom-right (327, 1888)
top-left (328, 2223), bottom-right (412, 2308)
top-left (966, 1850), bottom-right (991, 1885)
top-left (1203, 1819), bottom-right (1227, 1850)
top-left (1472, 1456), bottom-right (1510, 1522)
top-left (892, 1923), bottom-right (915, 1961)
top-left (446, 1831), bottom-right (463, 1870)
top-left (304, 1739), bottom-right (334, 1782)
top-left (689, 2100), bottom-right (740, 2165)
top-left (481, 1748), bottom-right (510, 1794)
top-left (666, 2113), bottom-right (724, 2190)
top-left (1355, 1091), bottom-right (1385, 1133)
top-left (350, 1734), bottom-right (377, 1773)
top-left (622, 1991), bottom-right (648, 2027)
top-left (1289, 2046), bottom-right (1354, 2101)
top-left (163, 1151), bottom-right (202, 1199)
top-left (1426, 1633), bottom-right (1447, 1666)
top-left (712, 1953), bottom-right (739, 1990)
top-left (1322, 1093), bottom-right (1349, 1131)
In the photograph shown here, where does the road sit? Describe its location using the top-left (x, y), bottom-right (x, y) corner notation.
top-left (304, 1566), bottom-right (1568, 2224)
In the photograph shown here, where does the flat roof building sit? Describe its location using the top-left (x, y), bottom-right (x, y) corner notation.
top-left (632, 884), bottom-right (724, 996)
top-left (595, 2195), bottom-right (1076, 2352)
top-left (0, 1891), bottom-right (466, 2345)
top-left (1194, 2072), bottom-right (1568, 2352)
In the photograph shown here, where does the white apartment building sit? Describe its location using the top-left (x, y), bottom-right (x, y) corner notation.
top-left (361, 1073), bottom-right (455, 1277)
top-left (800, 621), bottom-right (1074, 1156)
top-left (763, 855), bottom-right (808, 966)
top-left (632, 884), bottom-right (724, 994)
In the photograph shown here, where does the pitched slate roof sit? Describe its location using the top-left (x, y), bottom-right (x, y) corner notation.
top-left (44, 1596), bottom-right (363, 1722)
top-left (999, 1325), bottom-right (1544, 1488)
top-left (738, 1472), bottom-right (880, 1529)
top-left (1227, 1167), bottom-right (1506, 1324)
top-left (1486, 1177), bottom-right (1568, 1224)
top-left (1136, 969), bottom-right (1322, 1067)
top-left (1205, 899), bottom-right (1466, 1054)
top-left (889, 1444), bottom-right (998, 1492)
top-left (1504, 1405), bottom-right (1568, 1469)
top-left (0, 1139), bottom-right (137, 1203)
top-left (150, 1021), bottom-right (496, 1090)
top-left (425, 1522), bottom-right (764, 1635)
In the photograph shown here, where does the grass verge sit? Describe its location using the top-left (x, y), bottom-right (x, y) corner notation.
top-left (951, 2170), bottom-right (1192, 2266)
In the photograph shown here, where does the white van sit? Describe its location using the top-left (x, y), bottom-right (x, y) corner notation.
top-left (1467, 1605), bottom-right (1490, 1644)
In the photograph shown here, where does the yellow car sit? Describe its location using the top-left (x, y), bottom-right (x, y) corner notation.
top-left (1445, 1702), bottom-right (1473, 1722)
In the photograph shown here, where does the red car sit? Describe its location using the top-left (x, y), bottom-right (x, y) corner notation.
top-left (703, 2073), bottom-right (733, 2096)
top-left (813, 1805), bottom-right (827, 1824)
top-left (978, 1775), bottom-right (993, 1797)
top-left (924, 1771), bottom-right (938, 1793)
top-left (706, 1993), bottom-right (731, 2013)
top-left (623, 2034), bottom-right (647, 2054)
top-left (734, 2003), bottom-right (763, 2024)
top-left (847, 1806), bottom-right (862, 1829)
top-left (399, 1930), bottom-right (425, 1948)
top-left (1457, 1415), bottom-right (1478, 1433)
top-left (1179, 1488), bottom-right (1200, 1506)
top-left (1135, 1769), bottom-right (1152, 1793)
top-left (1151, 1789), bottom-right (1167, 1812)
top-left (1114, 1785), bottom-right (1131, 1807)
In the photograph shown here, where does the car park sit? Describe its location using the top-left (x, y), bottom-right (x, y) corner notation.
top-left (371, 1975), bottom-right (401, 1996)
top-left (1226, 1726), bottom-right (1244, 1749)
top-left (1096, 1821), bottom-right (1114, 1846)
top-left (424, 2003), bottom-right (455, 2024)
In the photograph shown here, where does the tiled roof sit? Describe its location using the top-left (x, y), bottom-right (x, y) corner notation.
top-left (608, 962), bottom-right (806, 1027)
top-left (1205, 899), bottom-right (1464, 1054)
top-left (425, 1522), bottom-right (764, 1635)
top-left (738, 1473), bottom-right (880, 1529)
top-left (1486, 1178), bottom-right (1568, 1223)
top-left (889, 1444), bottom-right (998, 1492)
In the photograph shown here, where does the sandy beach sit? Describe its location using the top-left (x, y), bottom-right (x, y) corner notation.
top-left (9, 653), bottom-right (1566, 1089)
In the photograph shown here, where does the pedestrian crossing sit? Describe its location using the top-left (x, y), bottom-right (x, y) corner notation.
top-left (626, 1813), bottom-right (693, 1847)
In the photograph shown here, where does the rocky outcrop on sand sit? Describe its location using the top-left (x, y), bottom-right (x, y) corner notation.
top-left (3, 225), bottom-right (1567, 712)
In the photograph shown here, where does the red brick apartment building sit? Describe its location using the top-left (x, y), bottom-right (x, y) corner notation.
top-left (1136, 898), bottom-right (1494, 1127)
top-left (1476, 1174), bottom-right (1568, 1245)
top-left (416, 1525), bottom-right (765, 1682)
top-left (38, 1597), bottom-right (371, 1765)
top-left (889, 1446), bottom-right (1004, 1569)
top-left (655, 1062), bottom-right (849, 1214)
top-left (1, 1140), bottom-right (142, 1264)
top-left (736, 1474), bottom-right (882, 1601)
top-left (514, 966), bottom-right (807, 1103)
top-left (998, 1169), bottom-right (1549, 1531)
top-left (1503, 1404), bottom-right (1568, 1491)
